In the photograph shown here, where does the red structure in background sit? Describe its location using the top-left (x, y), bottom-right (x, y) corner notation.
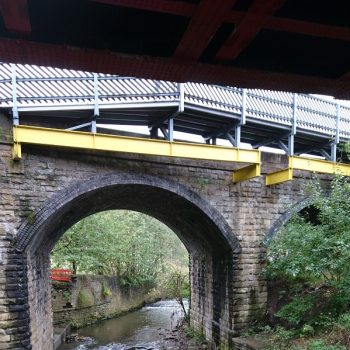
top-left (50, 269), bottom-right (73, 282)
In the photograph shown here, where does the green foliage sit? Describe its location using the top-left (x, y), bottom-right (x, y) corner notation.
top-left (160, 269), bottom-right (189, 317)
top-left (185, 325), bottom-right (207, 344)
top-left (276, 295), bottom-right (316, 326)
top-left (77, 289), bottom-right (94, 308)
top-left (337, 313), bottom-right (350, 331)
top-left (27, 210), bottom-right (36, 225)
top-left (266, 177), bottom-right (350, 322)
top-left (62, 290), bottom-right (71, 301)
top-left (307, 340), bottom-right (347, 350)
top-left (197, 178), bottom-right (210, 189)
top-left (338, 142), bottom-right (350, 162)
top-left (262, 176), bottom-right (350, 348)
top-left (300, 324), bottom-right (315, 337)
top-left (267, 176), bottom-right (350, 284)
top-left (262, 326), bottom-right (297, 350)
top-left (101, 281), bottom-right (112, 298)
top-left (51, 210), bottom-right (189, 289)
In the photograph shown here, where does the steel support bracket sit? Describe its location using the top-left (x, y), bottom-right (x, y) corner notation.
top-left (266, 167), bottom-right (293, 186)
top-left (12, 142), bottom-right (22, 160)
top-left (232, 163), bottom-right (261, 184)
top-left (266, 156), bottom-right (350, 186)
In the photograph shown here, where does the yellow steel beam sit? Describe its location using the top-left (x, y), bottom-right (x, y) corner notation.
top-left (12, 125), bottom-right (261, 165)
top-left (12, 142), bottom-right (21, 160)
top-left (265, 168), bottom-right (293, 186)
top-left (266, 156), bottom-right (350, 186)
top-left (290, 156), bottom-right (350, 176)
top-left (12, 126), bottom-right (22, 160)
top-left (232, 164), bottom-right (261, 183)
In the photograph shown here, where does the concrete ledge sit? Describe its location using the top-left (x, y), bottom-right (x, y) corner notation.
top-left (53, 325), bottom-right (70, 350)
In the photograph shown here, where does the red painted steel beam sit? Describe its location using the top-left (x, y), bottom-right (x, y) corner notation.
top-left (88, 0), bottom-right (196, 16)
top-left (265, 17), bottom-right (350, 42)
top-left (0, 37), bottom-right (348, 99)
top-left (88, 1), bottom-right (350, 43)
top-left (217, 0), bottom-right (286, 61)
top-left (174, 0), bottom-right (237, 60)
top-left (0, 0), bottom-right (31, 35)
top-left (225, 12), bottom-right (350, 41)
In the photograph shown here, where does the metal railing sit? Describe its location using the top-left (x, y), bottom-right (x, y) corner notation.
top-left (0, 62), bottom-right (349, 141)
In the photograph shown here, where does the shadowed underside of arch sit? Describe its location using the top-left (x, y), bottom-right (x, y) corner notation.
top-left (16, 172), bottom-right (240, 349)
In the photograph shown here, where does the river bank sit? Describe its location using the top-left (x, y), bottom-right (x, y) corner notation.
top-left (52, 275), bottom-right (158, 329)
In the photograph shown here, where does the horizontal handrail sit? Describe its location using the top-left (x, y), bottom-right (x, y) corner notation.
top-left (0, 62), bottom-right (349, 139)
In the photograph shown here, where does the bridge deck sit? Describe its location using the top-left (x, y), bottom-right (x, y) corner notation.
top-left (0, 63), bottom-right (349, 158)
top-left (1, 63), bottom-right (350, 185)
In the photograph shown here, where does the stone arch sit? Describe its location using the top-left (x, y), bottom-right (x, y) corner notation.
top-left (264, 196), bottom-right (316, 245)
top-left (15, 172), bottom-right (240, 349)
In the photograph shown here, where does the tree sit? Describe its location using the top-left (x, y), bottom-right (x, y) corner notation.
top-left (51, 210), bottom-right (189, 288)
top-left (267, 176), bottom-right (350, 285)
top-left (338, 142), bottom-right (350, 163)
top-left (266, 176), bottom-right (350, 324)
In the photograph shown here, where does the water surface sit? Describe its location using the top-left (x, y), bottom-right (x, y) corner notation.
top-left (58, 299), bottom-right (187, 350)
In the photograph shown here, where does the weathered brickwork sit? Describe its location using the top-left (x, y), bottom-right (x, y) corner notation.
top-left (0, 116), bottom-right (330, 349)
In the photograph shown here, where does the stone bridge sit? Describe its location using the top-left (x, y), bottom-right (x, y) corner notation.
top-left (0, 114), bottom-right (329, 349)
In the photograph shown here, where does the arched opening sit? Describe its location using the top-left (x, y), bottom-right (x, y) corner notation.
top-left (50, 209), bottom-right (190, 347)
top-left (16, 173), bottom-right (240, 349)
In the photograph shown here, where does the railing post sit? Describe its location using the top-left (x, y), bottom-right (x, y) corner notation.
top-left (178, 83), bottom-right (184, 113)
top-left (11, 64), bottom-right (19, 125)
top-left (168, 117), bottom-right (174, 142)
top-left (92, 73), bottom-right (99, 133)
top-left (235, 88), bottom-right (247, 148)
top-left (288, 93), bottom-right (297, 156)
top-left (331, 103), bottom-right (340, 162)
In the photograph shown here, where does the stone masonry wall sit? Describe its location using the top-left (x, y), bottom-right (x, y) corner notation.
top-left (52, 275), bottom-right (153, 328)
top-left (0, 114), bottom-right (331, 349)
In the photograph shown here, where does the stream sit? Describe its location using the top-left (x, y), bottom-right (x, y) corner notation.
top-left (58, 300), bottom-right (188, 350)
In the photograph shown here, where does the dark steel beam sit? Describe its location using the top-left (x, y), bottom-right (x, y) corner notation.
top-left (265, 17), bottom-right (350, 42)
top-left (294, 141), bottom-right (331, 156)
top-left (175, 0), bottom-right (236, 60)
top-left (203, 122), bottom-right (237, 141)
top-left (88, 1), bottom-right (350, 43)
top-left (88, 0), bottom-right (196, 16)
top-left (252, 132), bottom-right (290, 149)
top-left (0, 0), bottom-right (31, 35)
top-left (225, 11), bottom-right (350, 42)
top-left (217, 0), bottom-right (286, 61)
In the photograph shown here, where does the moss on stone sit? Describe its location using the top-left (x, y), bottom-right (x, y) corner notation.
top-left (77, 289), bottom-right (94, 308)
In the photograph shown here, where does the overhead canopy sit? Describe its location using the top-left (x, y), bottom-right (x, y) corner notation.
top-left (0, 0), bottom-right (349, 98)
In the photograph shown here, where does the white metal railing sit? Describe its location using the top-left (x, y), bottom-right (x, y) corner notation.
top-left (0, 62), bottom-right (349, 140)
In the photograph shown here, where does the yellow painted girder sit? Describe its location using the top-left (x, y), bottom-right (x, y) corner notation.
top-left (12, 125), bottom-right (261, 165)
top-left (266, 156), bottom-right (350, 185)
top-left (265, 168), bottom-right (293, 186)
top-left (290, 156), bottom-right (350, 176)
top-left (232, 164), bottom-right (261, 183)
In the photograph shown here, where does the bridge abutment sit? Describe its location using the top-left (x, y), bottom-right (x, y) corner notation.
top-left (0, 138), bottom-right (317, 349)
